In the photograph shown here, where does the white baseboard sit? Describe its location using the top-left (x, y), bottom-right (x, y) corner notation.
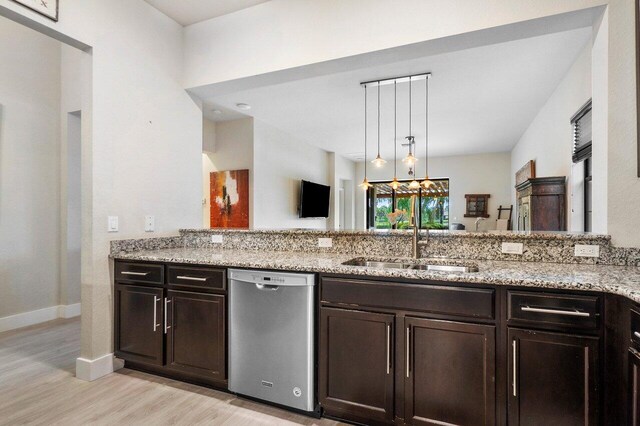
top-left (0, 303), bottom-right (81, 333)
top-left (76, 353), bottom-right (118, 381)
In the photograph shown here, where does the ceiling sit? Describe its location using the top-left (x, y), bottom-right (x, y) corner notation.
top-left (202, 27), bottom-right (592, 161)
top-left (144, 0), bottom-right (271, 26)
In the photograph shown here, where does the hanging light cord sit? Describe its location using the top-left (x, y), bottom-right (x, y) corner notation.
top-left (364, 85), bottom-right (367, 176)
top-left (377, 83), bottom-right (381, 157)
top-left (425, 77), bottom-right (429, 178)
top-left (409, 77), bottom-right (413, 155)
top-left (394, 81), bottom-right (397, 176)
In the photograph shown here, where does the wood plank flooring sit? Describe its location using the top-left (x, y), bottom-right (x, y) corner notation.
top-left (0, 318), bottom-right (343, 426)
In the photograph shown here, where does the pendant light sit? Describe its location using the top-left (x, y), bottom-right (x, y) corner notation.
top-left (403, 77), bottom-right (418, 168)
top-left (405, 78), bottom-right (420, 189)
top-left (371, 83), bottom-right (386, 168)
top-left (390, 81), bottom-right (400, 190)
top-left (421, 75), bottom-right (435, 189)
top-left (359, 85), bottom-right (373, 190)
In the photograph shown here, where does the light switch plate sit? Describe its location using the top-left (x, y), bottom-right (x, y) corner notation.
top-left (108, 216), bottom-right (119, 233)
top-left (318, 238), bottom-right (333, 248)
top-left (501, 242), bottom-right (524, 255)
top-left (575, 244), bottom-right (600, 257)
top-left (210, 234), bottom-right (223, 244)
top-left (144, 215), bottom-right (155, 232)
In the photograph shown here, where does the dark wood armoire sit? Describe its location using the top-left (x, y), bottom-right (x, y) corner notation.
top-left (516, 176), bottom-right (566, 231)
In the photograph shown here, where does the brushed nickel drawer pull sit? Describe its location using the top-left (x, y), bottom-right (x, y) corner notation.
top-left (164, 298), bottom-right (172, 334)
top-left (512, 340), bottom-right (517, 397)
top-left (406, 327), bottom-right (411, 378)
top-left (634, 331), bottom-right (640, 340)
top-left (122, 271), bottom-right (149, 276)
top-left (521, 305), bottom-right (590, 317)
top-left (176, 275), bottom-right (207, 282)
top-left (153, 296), bottom-right (160, 332)
top-left (386, 324), bottom-right (391, 375)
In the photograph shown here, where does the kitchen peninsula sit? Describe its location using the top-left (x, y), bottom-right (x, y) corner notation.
top-left (111, 229), bottom-right (640, 426)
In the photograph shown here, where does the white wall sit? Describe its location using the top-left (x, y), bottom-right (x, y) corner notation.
top-left (0, 18), bottom-right (61, 317)
top-left (510, 40), bottom-right (592, 231)
top-left (253, 120), bottom-right (330, 229)
top-left (355, 153), bottom-right (512, 230)
top-left (202, 118), bottom-right (254, 228)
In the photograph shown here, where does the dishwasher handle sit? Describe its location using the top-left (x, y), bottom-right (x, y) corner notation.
top-left (255, 283), bottom-right (279, 291)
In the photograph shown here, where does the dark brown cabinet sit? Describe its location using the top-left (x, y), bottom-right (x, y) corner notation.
top-left (404, 317), bottom-right (496, 426)
top-left (516, 176), bottom-right (566, 231)
top-left (166, 290), bottom-right (226, 382)
top-left (319, 307), bottom-right (395, 425)
top-left (114, 261), bottom-right (228, 389)
top-left (115, 284), bottom-right (164, 366)
top-left (508, 328), bottom-right (600, 425)
top-left (629, 348), bottom-right (640, 425)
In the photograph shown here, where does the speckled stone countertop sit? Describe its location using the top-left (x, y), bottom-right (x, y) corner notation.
top-left (112, 247), bottom-right (640, 304)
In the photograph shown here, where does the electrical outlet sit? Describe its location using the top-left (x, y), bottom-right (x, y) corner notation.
top-left (501, 242), bottom-right (524, 255)
top-left (108, 216), bottom-right (119, 233)
top-left (210, 234), bottom-right (223, 244)
top-left (574, 244), bottom-right (600, 257)
top-left (144, 215), bottom-right (155, 232)
top-left (318, 238), bottom-right (333, 248)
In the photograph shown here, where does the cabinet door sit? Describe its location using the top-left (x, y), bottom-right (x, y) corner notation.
top-left (166, 290), bottom-right (226, 382)
top-left (114, 284), bottom-right (164, 366)
top-left (630, 348), bottom-right (640, 426)
top-left (404, 317), bottom-right (496, 426)
top-left (508, 328), bottom-right (600, 426)
top-left (319, 308), bottom-right (395, 425)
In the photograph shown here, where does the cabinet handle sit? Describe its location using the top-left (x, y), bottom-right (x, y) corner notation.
top-left (521, 305), bottom-right (590, 317)
top-left (176, 275), bottom-right (207, 282)
top-left (634, 331), bottom-right (640, 340)
top-left (386, 324), bottom-right (391, 375)
top-left (512, 340), bottom-right (517, 397)
top-left (153, 296), bottom-right (160, 332)
top-left (164, 298), bottom-right (172, 334)
top-left (122, 271), bottom-right (149, 276)
top-left (406, 327), bottom-right (411, 378)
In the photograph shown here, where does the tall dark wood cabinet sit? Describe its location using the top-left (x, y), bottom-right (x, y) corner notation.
top-left (629, 348), bottom-right (640, 425)
top-left (114, 261), bottom-right (227, 389)
top-left (508, 328), bottom-right (600, 425)
top-left (319, 308), bottom-right (395, 425)
top-left (516, 177), bottom-right (566, 231)
top-left (404, 317), bottom-right (496, 426)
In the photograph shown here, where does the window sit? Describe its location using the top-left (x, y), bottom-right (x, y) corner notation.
top-left (571, 99), bottom-right (592, 232)
top-left (366, 179), bottom-right (449, 230)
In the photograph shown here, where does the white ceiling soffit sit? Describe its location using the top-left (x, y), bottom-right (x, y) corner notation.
top-left (201, 26), bottom-right (592, 159)
top-left (144, 0), bottom-right (271, 26)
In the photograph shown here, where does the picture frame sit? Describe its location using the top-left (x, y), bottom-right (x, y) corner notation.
top-left (11, 0), bottom-right (59, 22)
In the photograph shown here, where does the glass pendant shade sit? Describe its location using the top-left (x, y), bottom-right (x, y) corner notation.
top-left (371, 154), bottom-right (387, 167)
top-left (390, 177), bottom-right (400, 190)
top-left (359, 177), bottom-right (372, 190)
top-left (421, 177), bottom-right (435, 188)
top-left (408, 179), bottom-right (420, 189)
top-left (403, 152), bottom-right (418, 166)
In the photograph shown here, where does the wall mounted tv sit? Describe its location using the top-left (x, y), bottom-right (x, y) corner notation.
top-left (299, 180), bottom-right (331, 218)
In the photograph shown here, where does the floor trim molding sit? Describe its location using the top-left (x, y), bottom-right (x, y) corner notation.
top-left (76, 353), bottom-right (121, 382)
top-left (0, 303), bottom-right (81, 333)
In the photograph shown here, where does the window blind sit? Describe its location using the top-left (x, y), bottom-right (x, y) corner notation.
top-left (571, 99), bottom-right (592, 163)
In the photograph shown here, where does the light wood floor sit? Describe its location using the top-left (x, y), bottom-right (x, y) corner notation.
top-left (0, 318), bottom-right (344, 426)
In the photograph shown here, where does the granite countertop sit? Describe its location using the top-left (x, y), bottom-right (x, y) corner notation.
top-left (112, 247), bottom-right (640, 304)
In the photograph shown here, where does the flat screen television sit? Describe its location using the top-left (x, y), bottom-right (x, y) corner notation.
top-left (299, 180), bottom-right (331, 218)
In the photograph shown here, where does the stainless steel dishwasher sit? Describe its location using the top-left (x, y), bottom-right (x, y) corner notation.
top-left (228, 269), bottom-right (316, 412)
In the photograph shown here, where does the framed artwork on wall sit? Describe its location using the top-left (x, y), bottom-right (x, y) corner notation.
top-left (210, 169), bottom-right (249, 229)
top-left (11, 0), bottom-right (59, 22)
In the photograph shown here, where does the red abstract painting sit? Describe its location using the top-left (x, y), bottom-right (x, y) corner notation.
top-left (210, 169), bottom-right (249, 228)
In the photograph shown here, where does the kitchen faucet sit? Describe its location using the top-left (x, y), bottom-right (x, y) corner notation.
top-left (475, 217), bottom-right (486, 231)
top-left (409, 195), bottom-right (427, 259)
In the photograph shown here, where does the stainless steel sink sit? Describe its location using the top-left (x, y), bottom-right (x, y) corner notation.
top-left (341, 258), bottom-right (478, 273)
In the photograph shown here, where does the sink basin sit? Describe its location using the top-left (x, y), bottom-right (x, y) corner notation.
top-left (341, 258), bottom-right (478, 273)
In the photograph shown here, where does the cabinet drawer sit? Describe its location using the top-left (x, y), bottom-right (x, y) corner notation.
top-left (168, 265), bottom-right (226, 290)
top-left (507, 290), bottom-right (599, 330)
top-left (321, 277), bottom-right (495, 320)
top-left (115, 262), bottom-right (163, 285)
